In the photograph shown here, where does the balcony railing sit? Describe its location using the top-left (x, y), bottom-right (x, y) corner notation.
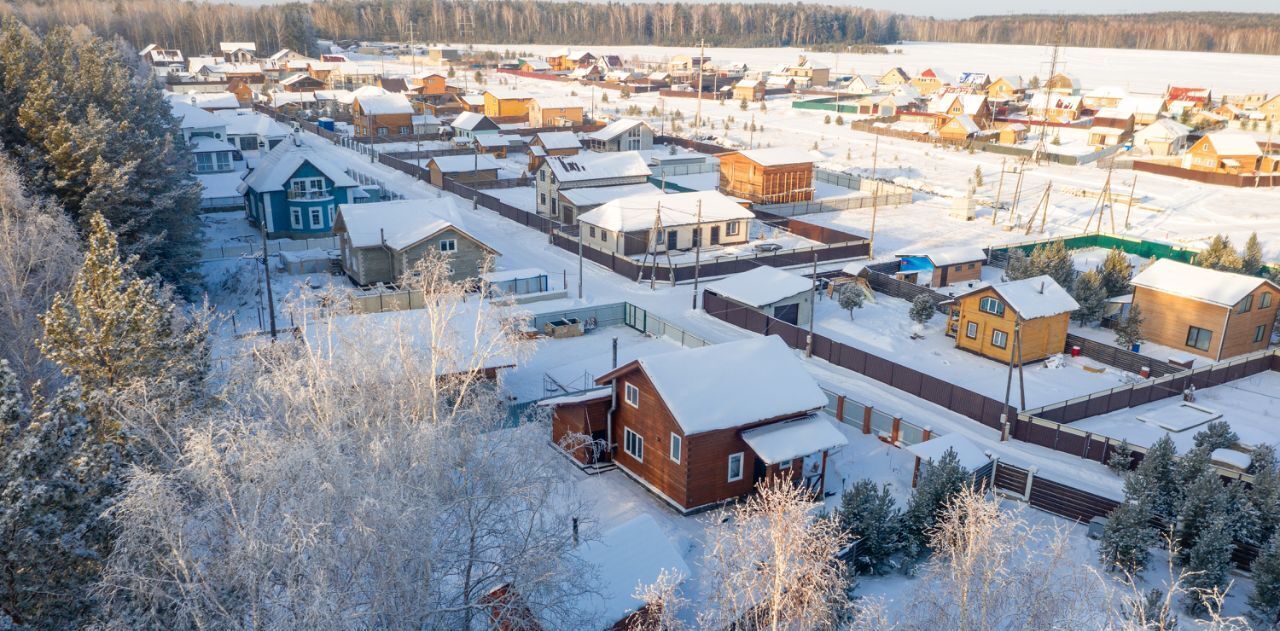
top-left (287, 189), bottom-right (332, 200)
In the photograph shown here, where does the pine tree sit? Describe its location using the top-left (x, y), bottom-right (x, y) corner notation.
top-left (1183, 516), bottom-right (1235, 615)
top-left (1097, 248), bottom-right (1134, 297)
top-left (835, 115), bottom-right (844, 125)
top-left (1193, 420), bottom-right (1239, 452)
top-left (739, 97), bottom-right (748, 111)
top-left (835, 479), bottom-right (902, 575)
top-left (1177, 469), bottom-right (1232, 564)
top-left (1107, 439), bottom-right (1134, 474)
top-left (1114, 303), bottom-right (1145, 348)
top-left (1028, 75), bottom-right (1041, 90)
top-left (1198, 234), bottom-right (1243, 272)
top-left (1244, 445), bottom-right (1280, 547)
top-left (1242, 232), bottom-right (1265, 276)
top-left (973, 165), bottom-right (984, 188)
top-left (838, 283), bottom-right (865, 320)
top-left (1249, 538), bottom-right (1280, 626)
top-left (1124, 435), bottom-right (1181, 522)
top-left (38, 214), bottom-right (206, 418)
top-left (823, 114), bottom-right (831, 124)
top-left (909, 294), bottom-right (935, 326)
top-left (1029, 240), bottom-right (1076, 288)
top-left (1003, 248), bottom-right (1034, 281)
top-left (1070, 270), bottom-right (1107, 326)
top-left (902, 448), bottom-right (970, 559)
top-left (1099, 499), bottom-right (1154, 573)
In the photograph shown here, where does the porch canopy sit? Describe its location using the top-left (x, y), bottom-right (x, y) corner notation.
top-left (741, 415), bottom-right (848, 465)
top-left (903, 433), bottom-right (989, 470)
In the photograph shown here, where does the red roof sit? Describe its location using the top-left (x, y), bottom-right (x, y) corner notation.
top-left (1167, 86), bottom-right (1210, 103)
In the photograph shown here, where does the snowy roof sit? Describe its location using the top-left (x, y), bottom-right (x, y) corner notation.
top-left (945, 115), bottom-right (982, 135)
top-left (545, 151), bottom-right (651, 183)
top-left (1085, 85), bottom-right (1128, 99)
top-left (170, 101), bottom-right (225, 131)
top-left (280, 73), bottom-right (319, 86)
top-left (706, 266), bottom-right (811, 307)
top-left (461, 94), bottom-right (486, 106)
top-left (268, 48), bottom-right (293, 61)
top-left (741, 415), bottom-right (848, 465)
top-left (313, 89), bottom-right (351, 102)
top-left (521, 59), bottom-right (551, 70)
top-left (168, 91), bottom-right (241, 110)
top-left (903, 434), bottom-right (990, 470)
top-left (354, 92), bottom-right (414, 115)
top-left (536, 387), bottom-right (612, 407)
top-left (239, 139), bottom-right (358, 193)
top-left (428, 153), bottom-right (501, 173)
top-left (1203, 133), bottom-right (1262, 156)
top-left (534, 97), bottom-right (584, 110)
top-left (1117, 96), bottom-right (1164, 116)
top-left (971, 275), bottom-right (1078, 320)
top-left (269, 91), bottom-right (316, 105)
top-left (896, 246), bottom-right (986, 267)
top-left (570, 514), bottom-right (689, 627)
top-left (994, 75), bottom-right (1024, 88)
top-left (219, 42), bottom-right (257, 53)
top-left (1130, 259), bottom-right (1273, 307)
top-left (474, 134), bottom-right (517, 148)
top-left (189, 135), bottom-right (237, 153)
top-left (957, 72), bottom-right (989, 85)
top-left (602, 335), bottom-right (827, 435)
top-left (215, 111), bottom-right (290, 139)
top-left (534, 131), bottom-right (582, 151)
top-left (1028, 93), bottom-right (1082, 110)
top-left (1134, 118), bottom-right (1191, 140)
top-left (588, 118), bottom-right (650, 142)
top-left (559, 182), bottom-right (661, 208)
top-left (336, 198), bottom-right (494, 252)
top-left (452, 111), bottom-right (497, 132)
top-left (196, 171), bottom-right (247, 199)
top-left (578, 190), bottom-right (753, 233)
top-left (735, 78), bottom-right (761, 88)
top-left (484, 88), bottom-right (531, 101)
top-left (731, 147), bottom-right (814, 167)
top-left (1094, 107), bottom-right (1133, 120)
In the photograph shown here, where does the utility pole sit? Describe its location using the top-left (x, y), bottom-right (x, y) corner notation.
top-left (577, 223), bottom-right (584, 299)
top-left (690, 200), bottom-right (703, 308)
top-left (749, 113), bottom-right (755, 149)
top-left (1031, 19), bottom-right (1067, 166)
top-left (1008, 158), bottom-right (1027, 227)
top-left (806, 252), bottom-right (817, 357)
top-left (259, 220), bottom-right (277, 339)
top-left (868, 134), bottom-right (880, 259)
top-left (694, 39), bottom-right (704, 129)
top-left (1123, 174), bottom-right (1138, 229)
top-left (992, 157), bottom-right (1006, 225)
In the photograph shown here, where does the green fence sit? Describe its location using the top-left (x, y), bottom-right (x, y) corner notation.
top-left (791, 97), bottom-right (865, 114)
top-left (987, 233), bottom-right (1278, 278)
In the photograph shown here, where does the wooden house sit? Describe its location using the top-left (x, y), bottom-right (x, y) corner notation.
top-left (879, 67), bottom-right (911, 87)
top-left (909, 68), bottom-right (954, 96)
top-left (718, 148), bottom-right (814, 204)
top-left (1258, 95), bottom-right (1280, 124)
top-left (733, 79), bottom-right (766, 102)
top-left (450, 111), bottom-right (501, 143)
top-left (938, 115), bottom-right (983, 142)
top-left (1129, 259), bottom-right (1278, 361)
top-left (534, 151), bottom-right (651, 222)
top-left (996, 123), bottom-right (1028, 145)
top-left (895, 247), bottom-right (986, 288)
top-left (844, 74), bottom-right (880, 95)
top-left (425, 153), bottom-right (501, 188)
top-left (779, 56), bottom-right (830, 89)
top-left (426, 46), bottom-right (462, 63)
top-left (1027, 93), bottom-right (1083, 123)
top-left (519, 59), bottom-right (552, 73)
top-left (239, 138), bottom-right (368, 238)
top-left (586, 119), bottom-right (655, 152)
top-left (280, 73), bottom-right (327, 92)
top-left (377, 77), bottom-right (410, 94)
top-left (1083, 86), bottom-right (1128, 111)
top-left (705, 266), bottom-right (814, 326)
top-left (986, 76), bottom-right (1024, 103)
top-left (1180, 133), bottom-right (1262, 174)
top-left (1045, 73), bottom-right (1081, 96)
top-left (483, 89), bottom-right (533, 118)
top-left (1133, 118), bottom-right (1191, 156)
top-left (407, 72), bottom-right (448, 95)
top-left (576, 190), bottom-right (751, 256)
top-left (947, 276), bottom-right (1078, 364)
top-left (547, 335), bottom-right (846, 514)
top-left (219, 42), bottom-right (257, 64)
top-left (1117, 96), bottom-right (1165, 126)
top-left (527, 131), bottom-right (582, 173)
top-left (930, 94), bottom-right (992, 128)
top-left (855, 93), bottom-right (916, 117)
top-left (334, 198), bottom-right (498, 286)
top-left (528, 97), bottom-right (584, 127)
top-left (472, 134), bottom-right (515, 158)
top-left (352, 92), bottom-right (415, 137)
top-left (1166, 86), bottom-right (1212, 110)
top-left (1088, 108), bottom-right (1136, 147)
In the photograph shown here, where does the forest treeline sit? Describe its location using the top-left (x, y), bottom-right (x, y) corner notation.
top-left (5, 0), bottom-right (1280, 57)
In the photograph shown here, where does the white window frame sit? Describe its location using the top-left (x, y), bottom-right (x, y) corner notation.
top-left (965, 321), bottom-right (978, 339)
top-left (726, 220), bottom-right (741, 236)
top-left (669, 433), bottom-right (682, 464)
top-left (623, 427), bottom-right (644, 462)
top-left (290, 207), bottom-right (303, 229)
top-left (624, 382), bottom-right (639, 408)
top-left (979, 296), bottom-right (1005, 316)
top-left (991, 329), bottom-right (1008, 349)
top-left (727, 452), bottom-right (744, 482)
top-left (779, 458), bottom-right (791, 470)
top-left (439, 239), bottom-right (457, 252)
top-left (309, 207), bottom-right (323, 228)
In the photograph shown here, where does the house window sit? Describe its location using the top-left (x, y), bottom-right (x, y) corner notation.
top-left (978, 297), bottom-right (1005, 316)
top-left (1238, 295), bottom-right (1254, 314)
top-left (309, 207), bottom-right (323, 227)
top-left (624, 382), bottom-right (639, 407)
top-left (327, 205), bottom-right (336, 223)
top-left (589, 226), bottom-right (597, 238)
top-left (991, 329), bottom-right (1008, 349)
top-left (727, 452), bottom-right (744, 482)
top-left (376, 127), bottom-right (388, 137)
top-left (290, 177), bottom-right (327, 200)
top-left (1186, 326), bottom-right (1213, 351)
top-left (216, 152), bottom-right (231, 171)
top-left (623, 427), bottom-right (644, 462)
top-left (1262, 292), bottom-right (1273, 309)
top-left (398, 126), bottom-right (409, 135)
top-left (290, 208), bottom-right (303, 229)
top-left (601, 231), bottom-right (608, 243)
top-left (539, 170), bottom-right (546, 182)
top-left (779, 459), bottom-right (791, 470)
top-left (965, 322), bottom-right (978, 339)
top-left (669, 433), bottom-right (682, 463)
top-left (1255, 325), bottom-right (1267, 343)
top-left (726, 221), bottom-right (741, 236)
top-left (439, 239), bottom-right (457, 252)
top-left (540, 193), bottom-right (547, 206)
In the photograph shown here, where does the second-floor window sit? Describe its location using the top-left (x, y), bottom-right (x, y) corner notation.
top-left (439, 239), bottom-right (457, 252)
top-left (289, 177), bottom-right (328, 200)
top-left (979, 297), bottom-right (1005, 317)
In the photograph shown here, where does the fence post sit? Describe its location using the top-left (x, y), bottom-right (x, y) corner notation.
top-left (890, 417), bottom-right (901, 445)
top-left (861, 407), bottom-right (872, 435)
top-left (835, 395), bottom-right (845, 423)
top-left (1022, 466), bottom-right (1037, 502)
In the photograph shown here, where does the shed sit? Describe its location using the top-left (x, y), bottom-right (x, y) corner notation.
top-left (894, 246), bottom-right (986, 288)
top-left (705, 266), bottom-right (814, 326)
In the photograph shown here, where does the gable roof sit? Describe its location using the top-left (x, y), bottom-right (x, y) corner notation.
top-left (1131, 259), bottom-right (1275, 308)
top-left (588, 118), bottom-right (651, 142)
top-left (1202, 133), bottom-right (1261, 156)
top-left (533, 97), bottom-right (584, 110)
top-left (354, 92), bottom-right (415, 116)
top-left (967, 275), bottom-right (1078, 320)
top-left (170, 101), bottom-right (226, 131)
top-left (545, 151), bottom-right (651, 183)
top-left (239, 139), bottom-right (358, 193)
top-left (706, 266), bottom-right (811, 307)
top-left (534, 131), bottom-right (582, 151)
top-left (896, 246), bottom-right (987, 267)
top-left (578, 190), bottom-right (752, 232)
top-left (1134, 118), bottom-right (1191, 140)
top-left (730, 147), bottom-right (814, 167)
top-left (428, 153), bottom-right (501, 173)
top-left (451, 111), bottom-right (499, 132)
top-left (558, 182), bottom-right (661, 208)
top-left (599, 335), bottom-right (827, 435)
top-left (219, 42), bottom-right (257, 53)
top-left (944, 115), bottom-right (981, 135)
top-left (335, 198), bottom-right (496, 252)
top-left (215, 110), bottom-right (291, 138)
top-left (168, 91), bottom-right (241, 110)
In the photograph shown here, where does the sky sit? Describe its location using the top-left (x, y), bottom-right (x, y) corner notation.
top-left (226, 0), bottom-right (1279, 20)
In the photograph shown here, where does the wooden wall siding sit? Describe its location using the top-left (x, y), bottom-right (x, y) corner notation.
top-left (1134, 286), bottom-right (1234, 360)
top-left (1221, 285), bottom-right (1277, 359)
top-left (718, 154), bottom-right (815, 204)
top-left (929, 262), bottom-right (982, 287)
top-left (954, 287), bottom-right (1069, 363)
top-left (551, 398), bottom-right (612, 464)
top-left (608, 368), bottom-right (691, 508)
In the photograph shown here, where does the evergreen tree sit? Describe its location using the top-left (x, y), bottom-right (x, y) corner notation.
top-left (38, 214), bottom-right (206, 419)
top-left (908, 294), bottom-right (935, 326)
top-left (1198, 234), bottom-right (1243, 272)
top-left (1107, 439), bottom-right (1134, 475)
top-left (1177, 469), bottom-right (1232, 564)
top-left (835, 479), bottom-right (901, 575)
top-left (1249, 538), bottom-right (1280, 626)
top-left (1003, 248), bottom-right (1034, 281)
top-left (1183, 516), bottom-right (1235, 615)
top-left (902, 448), bottom-right (970, 559)
top-left (1097, 248), bottom-right (1134, 297)
top-left (1028, 240), bottom-right (1076, 288)
top-left (1124, 435), bottom-right (1181, 522)
top-left (1114, 303), bottom-right (1146, 349)
top-left (1243, 445), bottom-right (1280, 547)
top-left (1193, 420), bottom-right (1239, 452)
top-left (739, 97), bottom-right (748, 111)
top-left (838, 283), bottom-right (865, 320)
top-left (973, 165), bottom-right (984, 188)
top-left (1070, 270), bottom-right (1107, 326)
top-left (1242, 232), bottom-right (1265, 276)
top-left (1028, 75), bottom-right (1041, 90)
top-left (0, 360), bottom-right (122, 627)
top-left (823, 114), bottom-right (831, 124)
top-left (1099, 499), bottom-right (1154, 573)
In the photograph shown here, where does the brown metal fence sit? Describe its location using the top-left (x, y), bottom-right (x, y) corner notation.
top-left (1133, 160), bottom-right (1280, 187)
top-left (1065, 333), bottom-right (1181, 378)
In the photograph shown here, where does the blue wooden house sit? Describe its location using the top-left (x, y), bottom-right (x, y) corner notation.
top-left (239, 137), bottom-right (369, 238)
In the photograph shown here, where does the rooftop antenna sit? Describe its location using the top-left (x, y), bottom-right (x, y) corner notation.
top-left (694, 38), bottom-right (705, 130)
top-left (1031, 18), bottom-right (1067, 166)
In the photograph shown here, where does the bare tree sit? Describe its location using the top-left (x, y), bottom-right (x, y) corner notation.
top-left (698, 476), bottom-right (851, 630)
top-left (629, 568), bottom-right (688, 631)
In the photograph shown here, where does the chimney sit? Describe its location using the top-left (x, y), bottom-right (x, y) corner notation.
top-left (1038, 280), bottom-right (1045, 294)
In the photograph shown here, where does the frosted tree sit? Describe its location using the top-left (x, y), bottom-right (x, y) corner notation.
top-left (1003, 248), bottom-right (1034, 280)
top-left (1107, 439), bottom-right (1135, 474)
top-left (1199, 234), bottom-right (1244, 272)
top-left (902, 448), bottom-right (970, 560)
top-left (699, 476), bottom-right (851, 630)
top-left (834, 479), bottom-right (902, 575)
top-left (1177, 470), bottom-right (1233, 564)
top-left (1100, 499), bottom-right (1155, 573)
top-left (1097, 248), bottom-right (1134, 297)
top-left (1114, 303), bottom-right (1145, 349)
top-left (1249, 539), bottom-right (1280, 626)
top-left (1071, 270), bottom-right (1108, 326)
top-left (909, 293), bottom-right (936, 327)
top-left (1194, 420), bottom-right (1239, 452)
top-left (629, 569), bottom-right (688, 631)
top-left (1029, 239), bottom-right (1077, 288)
top-left (838, 282), bottom-right (865, 319)
top-left (1183, 516), bottom-right (1235, 616)
top-left (1244, 445), bottom-right (1280, 547)
top-left (1124, 435), bottom-right (1181, 522)
top-left (1242, 232), bottom-right (1265, 276)
top-left (973, 165), bottom-right (984, 187)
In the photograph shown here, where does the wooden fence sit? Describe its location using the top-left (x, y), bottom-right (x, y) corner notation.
top-left (1133, 160), bottom-right (1280, 188)
top-left (1065, 333), bottom-right (1180, 378)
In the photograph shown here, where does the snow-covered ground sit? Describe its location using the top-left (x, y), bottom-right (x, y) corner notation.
top-left (504, 325), bottom-right (680, 401)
